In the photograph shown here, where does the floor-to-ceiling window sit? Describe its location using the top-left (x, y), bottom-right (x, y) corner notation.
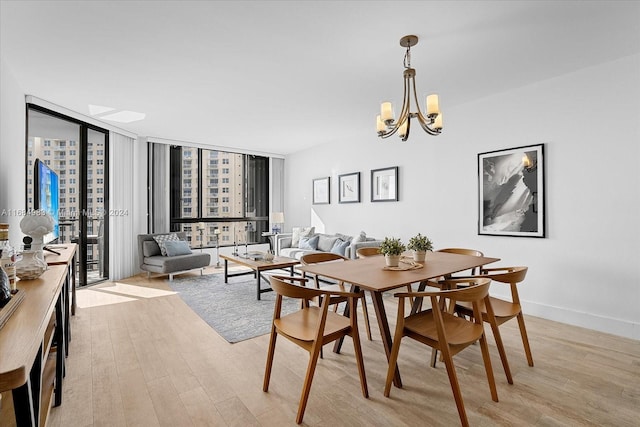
top-left (26, 104), bottom-right (109, 286)
top-left (160, 145), bottom-right (269, 248)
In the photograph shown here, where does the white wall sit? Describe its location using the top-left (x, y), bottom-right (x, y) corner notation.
top-left (285, 54), bottom-right (640, 340)
top-left (0, 58), bottom-right (27, 245)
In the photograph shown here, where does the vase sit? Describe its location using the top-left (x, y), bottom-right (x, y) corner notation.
top-left (15, 249), bottom-right (48, 280)
top-left (385, 254), bottom-right (400, 267)
top-left (413, 250), bottom-right (426, 262)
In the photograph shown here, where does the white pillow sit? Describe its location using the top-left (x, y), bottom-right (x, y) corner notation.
top-left (291, 226), bottom-right (315, 247)
top-left (352, 231), bottom-right (367, 244)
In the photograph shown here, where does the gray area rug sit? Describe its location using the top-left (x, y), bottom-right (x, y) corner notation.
top-left (167, 273), bottom-right (299, 343)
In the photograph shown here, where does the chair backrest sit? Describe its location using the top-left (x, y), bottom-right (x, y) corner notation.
top-left (300, 252), bottom-right (348, 265)
top-left (437, 248), bottom-right (484, 275)
top-left (356, 247), bottom-right (381, 258)
top-left (437, 247), bottom-right (484, 257)
top-left (434, 278), bottom-right (492, 303)
top-left (481, 266), bottom-right (528, 284)
top-left (269, 275), bottom-right (325, 300)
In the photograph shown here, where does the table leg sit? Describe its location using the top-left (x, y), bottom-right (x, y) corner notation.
top-left (410, 280), bottom-right (429, 314)
top-left (256, 269), bottom-right (261, 300)
top-left (64, 273), bottom-right (69, 357)
top-left (370, 290), bottom-right (402, 388)
top-left (71, 252), bottom-right (77, 315)
top-left (55, 294), bottom-right (65, 407)
top-left (224, 259), bottom-right (229, 283)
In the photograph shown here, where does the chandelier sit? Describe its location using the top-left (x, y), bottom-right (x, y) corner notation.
top-left (376, 35), bottom-right (443, 141)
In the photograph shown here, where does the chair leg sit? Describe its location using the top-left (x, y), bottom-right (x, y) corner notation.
top-left (350, 324), bottom-right (369, 398)
top-left (384, 330), bottom-right (405, 397)
top-left (478, 333), bottom-right (499, 402)
top-left (360, 296), bottom-right (372, 341)
top-left (263, 328), bottom-right (278, 392)
top-left (296, 344), bottom-right (323, 424)
top-left (517, 312), bottom-right (534, 367)
top-left (440, 346), bottom-right (470, 427)
top-left (487, 321), bottom-right (513, 384)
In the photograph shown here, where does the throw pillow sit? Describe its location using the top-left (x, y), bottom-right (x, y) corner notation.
top-left (335, 233), bottom-right (353, 243)
top-left (330, 238), bottom-right (350, 256)
top-left (352, 231), bottom-right (367, 244)
top-left (153, 233), bottom-right (180, 256)
top-left (143, 241), bottom-right (161, 257)
top-left (317, 234), bottom-right (339, 252)
top-left (291, 226), bottom-right (315, 247)
top-left (163, 240), bottom-right (193, 257)
top-left (298, 235), bottom-right (319, 250)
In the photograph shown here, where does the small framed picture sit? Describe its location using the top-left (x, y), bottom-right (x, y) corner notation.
top-left (371, 166), bottom-right (399, 202)
top-left (312, 176), bottom-right (330, 204)
top-left (478, 144), bottom-right (545, 237)
top-left (338, 172), bottom-right (360, 203)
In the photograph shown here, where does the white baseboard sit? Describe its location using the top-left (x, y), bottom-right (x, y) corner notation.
top-left (522, 300), bottom-right (638, 341)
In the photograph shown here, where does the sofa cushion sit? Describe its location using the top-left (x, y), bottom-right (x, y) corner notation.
top-left (291, 226), bottom-right (315, 247)
top-left (330, 239), bottom-right (350, 256)
top-left (153, 233), bottom-right (180, 256)
top-left (298, 235), bottom-right (319, 250)
top-left (143, 240), bottom-right (161, 257)
top-left (143, 253), bottom-right (210, 273)
top-left (164, 240), bottom-right (192, 256)
top-left (280, 247), bottom-right (322, 260)
top-left (316, 234), bottom-right (339, 252)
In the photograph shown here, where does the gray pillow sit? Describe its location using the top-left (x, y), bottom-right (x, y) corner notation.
top-left (143, 241), bottom-right (161, 257)
top-left (330, 239), bottom-right (350, 256)
top-left (298, 235), bottom-right (319, 250)
top-left (164, 240), bottom-right (193, 256)
top-left (317, 235), bottom-right (339, 252)
top-left (153, 233), bottom-right (180, 256)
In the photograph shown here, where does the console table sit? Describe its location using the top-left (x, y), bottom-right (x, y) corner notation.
top-left (44, 243), bottom-right (77, 357)
top-left (0, 264), bottom-right (67, 426)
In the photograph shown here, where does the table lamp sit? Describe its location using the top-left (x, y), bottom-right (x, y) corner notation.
top-left (270, 212), bottom-right (284, 234)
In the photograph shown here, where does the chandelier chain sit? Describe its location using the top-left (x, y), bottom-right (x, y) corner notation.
top-left (403, 45), bottom-right (411, 69)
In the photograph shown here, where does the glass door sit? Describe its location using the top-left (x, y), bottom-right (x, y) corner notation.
top-left (26, 105), bottom-right (109, 286)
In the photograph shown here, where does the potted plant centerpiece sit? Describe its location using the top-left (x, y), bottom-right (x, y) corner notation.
top-left (407, 233), bottom-right (433, 262)
top-left (379, 237), bottom-right (406, 267)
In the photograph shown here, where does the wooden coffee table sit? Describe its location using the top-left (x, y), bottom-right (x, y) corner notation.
top-left (220, 253), bottom-right (299, 300)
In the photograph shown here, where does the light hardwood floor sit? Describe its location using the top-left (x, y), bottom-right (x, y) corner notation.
top-left (2, 268), bottom-right (639, 426)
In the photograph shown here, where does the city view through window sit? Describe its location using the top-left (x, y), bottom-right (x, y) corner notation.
top-left (170, 146), bottom-right (269, 249)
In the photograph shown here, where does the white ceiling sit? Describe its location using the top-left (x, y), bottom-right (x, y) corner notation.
top-left (2, 1), bottom-right (639, 156)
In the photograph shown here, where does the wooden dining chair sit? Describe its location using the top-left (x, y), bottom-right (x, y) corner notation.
top-left (383, 278), bottom-right (498, 427)
top-left (425, 247), bottom-right (482, 368)
top-left (455, 266), bottom-right (534, 367)
top-left (355, 246), bottom-right (381, 258)
top-left (300, 253), bottom-right (372, 341)
top-left (263, 275), bottom-right (369, 424)
top-left (437, 248), bottom-right (484, 276)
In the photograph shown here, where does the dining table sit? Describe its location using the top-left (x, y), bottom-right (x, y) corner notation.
top-left (297, 251), bottom-right (500, 388)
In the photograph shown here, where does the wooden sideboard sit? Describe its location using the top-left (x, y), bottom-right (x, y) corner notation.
top-left (0, 263), bottom-right (68, 426)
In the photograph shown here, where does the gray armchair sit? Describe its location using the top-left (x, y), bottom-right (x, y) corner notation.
top-left (137, 232), bottom-right (210, 280)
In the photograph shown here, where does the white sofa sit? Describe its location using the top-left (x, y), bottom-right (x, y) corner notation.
top-left (274, 230), bottom-right (382, 260)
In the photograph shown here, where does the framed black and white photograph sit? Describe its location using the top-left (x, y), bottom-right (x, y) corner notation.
top-left (338, 172), bottom-right (360, 203)
top-left (371, 166), bottom-right (399, 202)
top-left (312, 176), bottom-right (330, 204)
top-left (478, 144), bottom-right (545, 237)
